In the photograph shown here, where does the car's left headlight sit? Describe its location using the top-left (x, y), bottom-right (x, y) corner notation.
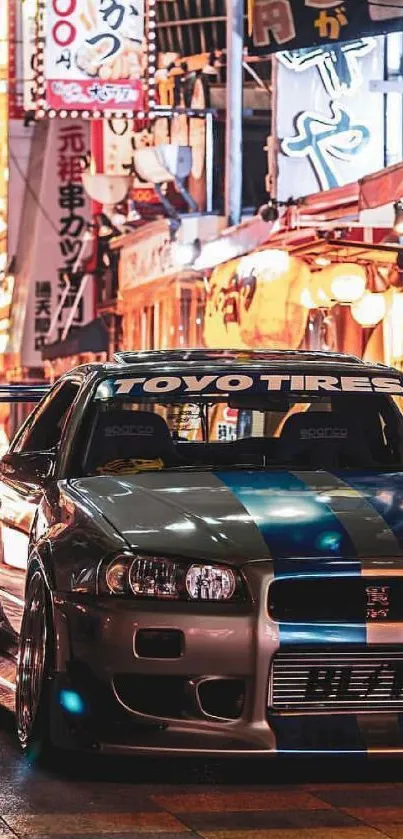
top-left (95, 553), bottom-right (246, 602)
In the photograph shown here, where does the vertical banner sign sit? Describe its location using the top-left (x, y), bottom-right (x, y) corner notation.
top-left (250, 1), bottom-right (403, 55)
top-left (21, 119), bottom-right (93, 366)
top-left (36, 0), bottom-right (146, 114)
top-left (22, 0), bottom-right (37, 111)
top-left (0, 2), bottom-right (8, 301)
top-left (8, 0), bottom-right (25, 117)
top-left (275, 36), bottom-right (385, 201)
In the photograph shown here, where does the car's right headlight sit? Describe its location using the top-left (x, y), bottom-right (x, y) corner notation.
top-left (97, 553), bottom-right (246, 602)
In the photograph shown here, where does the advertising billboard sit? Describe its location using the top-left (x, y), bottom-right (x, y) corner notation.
top-left (275, 35), bottom-right (386, 200)
top-left (35, 0), bottom-right (146, 114)
top-left (250, 0), bottom-right (403, 55)
top-left (7, 119), bottom-right (94, 368)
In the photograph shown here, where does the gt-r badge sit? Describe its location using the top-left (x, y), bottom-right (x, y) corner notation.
top-left (366, 584), bottom-right (390, 621)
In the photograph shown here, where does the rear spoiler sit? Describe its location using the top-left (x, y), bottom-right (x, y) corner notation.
top-left (0, 385), bottom-right (49, 403)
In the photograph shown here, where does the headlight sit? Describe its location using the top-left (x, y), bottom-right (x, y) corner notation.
top-left (185, 563), bottom-right (236, 601)
top-left (98, 553), bottom-right (245, 602)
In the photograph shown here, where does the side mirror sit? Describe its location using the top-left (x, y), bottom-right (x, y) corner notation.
top-left (0, 450), bottom-right (56, 482)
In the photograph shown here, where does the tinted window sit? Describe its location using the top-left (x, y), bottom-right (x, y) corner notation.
top-left (15, 381), bottom-right (80, 453)
top-left (76, 387), bottom-right (403, 476)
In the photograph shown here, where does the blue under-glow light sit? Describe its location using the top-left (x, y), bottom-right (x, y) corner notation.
top-left (59, 689), bottom-right (86, 715)
top-left (316, 531), bottom-right (342, 553)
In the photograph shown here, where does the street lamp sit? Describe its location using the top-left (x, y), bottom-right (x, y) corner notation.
top-left (393, 200), bottom-right (403, 236)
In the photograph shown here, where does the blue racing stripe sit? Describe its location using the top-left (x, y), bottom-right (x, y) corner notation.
top-left (217, 470), bottom-right (359, 559)
top-left (217, 469), bottom-right (365, 642)
top-left (218, 469), bottom-right (366, 752)
top-left (335, 470), bottom-right (403, 549)
top-left (272, 715), bottom-right (366, 753)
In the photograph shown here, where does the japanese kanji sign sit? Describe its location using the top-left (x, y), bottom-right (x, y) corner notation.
top-left (275, 36), bottom-right (385, 199)
top-left (37, 0), bottom-right (145, 113)
top-left (250, 0), bottom-right (403, 55)
top-left (18, 119), bottom-right (94, 366)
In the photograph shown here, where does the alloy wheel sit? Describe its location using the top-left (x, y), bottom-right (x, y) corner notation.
top-left (16, 574), bottom-right (48, 749)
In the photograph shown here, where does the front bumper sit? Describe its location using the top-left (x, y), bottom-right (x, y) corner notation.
top-left (51, 561), bottom-right (403, 757)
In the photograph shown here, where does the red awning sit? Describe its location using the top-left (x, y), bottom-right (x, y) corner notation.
top-left (295, 162), bottom-right (403, 223)
top-left (297, 182), bottom-right (360, 222)
top-left (359, 162), bottom-right (403, 211)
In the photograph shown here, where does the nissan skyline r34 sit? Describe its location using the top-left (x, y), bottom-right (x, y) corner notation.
top-left (1, 349), bottom-right (403, 758)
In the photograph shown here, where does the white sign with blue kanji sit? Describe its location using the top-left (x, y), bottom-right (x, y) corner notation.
top-left (276, 36), bottom-right (385, 200)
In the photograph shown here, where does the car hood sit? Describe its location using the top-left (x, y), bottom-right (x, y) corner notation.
top-left (68, 469), bottom-right (403, 563)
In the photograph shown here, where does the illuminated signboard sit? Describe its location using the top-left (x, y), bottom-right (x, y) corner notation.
top-left (250, 0), bottom-right (403, 55)
top-left (276, 36), bottom-right (385, 199)
top-left (6, 119), bottom-right (93, 367)
top-left (35, 0), bottom-right (147, 116)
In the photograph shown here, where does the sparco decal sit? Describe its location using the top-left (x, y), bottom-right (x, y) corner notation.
top-left (108, 374), bottom-right (403, 396)
top-left (300, 427), bottom-right (348, 439)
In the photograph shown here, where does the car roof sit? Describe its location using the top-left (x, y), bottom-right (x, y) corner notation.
top-left (79, 349), bottom-right (398, 380)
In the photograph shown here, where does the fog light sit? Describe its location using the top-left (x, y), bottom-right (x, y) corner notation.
top-left (59, 690), bottom-right (86, 715)
top-left (185, 564), bottom-right (236, 600)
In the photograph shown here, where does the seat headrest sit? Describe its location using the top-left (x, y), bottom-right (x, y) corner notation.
top-left (277, 410), bottom-right (371, 467)
top-left (279, 411), bottom-right (353, 446)
top-left (86, 409), bottom-right (174, 469)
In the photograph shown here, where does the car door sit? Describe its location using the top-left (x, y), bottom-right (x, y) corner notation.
top-left (0, 378), bottom-right (81, 665)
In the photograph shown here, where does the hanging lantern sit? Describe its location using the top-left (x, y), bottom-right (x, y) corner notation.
top-left (300, 287), bottom-right (316, 309)
top-left (309, 271), bottom-right (335, 308)
top-left (238, 249), bottom-right (290, 277)
top-left (327, 263), bottom-right (367, 304)
top-left (351, 291), bottom-right (386, 327)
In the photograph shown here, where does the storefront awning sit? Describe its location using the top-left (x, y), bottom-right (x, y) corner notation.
top-left (295, 161), bottom-right (403, 225)
top-left (359, 162), bottom-right (403, 212)
top-left (256, 227), bottom-right (402, 272)
top-left (42, 318), bottom-right (108, 361)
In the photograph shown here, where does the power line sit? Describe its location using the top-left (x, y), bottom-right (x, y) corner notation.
top-left (8, 147), bottom-right (60, 238)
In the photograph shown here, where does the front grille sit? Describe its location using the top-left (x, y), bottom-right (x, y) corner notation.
top-left (268, 577), bottom-right (403, 623)
top-left (270, 651), bottom-right (403, 712)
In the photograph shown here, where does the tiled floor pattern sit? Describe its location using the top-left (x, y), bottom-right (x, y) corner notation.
top-left (3, 785), bottom-right (403, 839)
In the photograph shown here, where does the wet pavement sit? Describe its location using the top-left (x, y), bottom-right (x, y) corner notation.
top-left (1, 707), bottom-right (403, 839)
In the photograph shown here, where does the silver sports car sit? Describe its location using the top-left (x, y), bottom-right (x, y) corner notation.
top-left (1, 348), bottom-right (403, 760)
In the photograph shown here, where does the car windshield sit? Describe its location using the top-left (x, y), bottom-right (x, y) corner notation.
top-left (76, 370), bottom-right (403, 475)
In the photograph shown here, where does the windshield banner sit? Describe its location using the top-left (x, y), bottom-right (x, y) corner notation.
top-left (249, 1), bottom-right (403, 55)
top-left (101, 373), bottom-right (403, 398)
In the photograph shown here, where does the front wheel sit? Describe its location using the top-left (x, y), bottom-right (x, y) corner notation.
top-left (15, 570), bottom-right (54, 761)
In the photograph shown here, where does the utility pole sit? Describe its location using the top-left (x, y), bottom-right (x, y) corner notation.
top-left (225, 0), bottom-right (244, 227)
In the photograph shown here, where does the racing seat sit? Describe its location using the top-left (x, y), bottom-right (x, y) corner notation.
top-left (84, 409), bottom-right (181, 473)
top-left (276, 411), bottom-right (375, 469)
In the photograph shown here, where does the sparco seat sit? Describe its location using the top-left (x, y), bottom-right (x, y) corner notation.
top-left (277, 410), bottom-right (374, 469)
top-left (85, 409), bottom-right (179, 472)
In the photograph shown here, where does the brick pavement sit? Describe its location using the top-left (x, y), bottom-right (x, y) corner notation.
top-left (1, 711), bottom-right (403, 839)
top-left (1, 782), bottom-right (403, 839)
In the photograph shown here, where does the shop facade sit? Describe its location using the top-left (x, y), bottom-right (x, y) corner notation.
top-left (113, 215), bottom-right (228, 350)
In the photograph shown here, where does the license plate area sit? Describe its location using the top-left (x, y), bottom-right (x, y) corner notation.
top-left (270, 651), bottom-right (403, 712)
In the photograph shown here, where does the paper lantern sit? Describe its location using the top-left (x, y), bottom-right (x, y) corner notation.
top-left (327, 263), bottom-right (367, 304)
top-left (351, 291), bottom-right (386, 327)
top-left (204, 252), bottom-right (311, 350)
top-left (300, 287), bottom-right (317, 309)
top-left (238, 249), bottom-right (290, 277)
top-left (309, 272), bottom-right (335, 308)
top-left (307, 263), bottom-right (367, 308)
